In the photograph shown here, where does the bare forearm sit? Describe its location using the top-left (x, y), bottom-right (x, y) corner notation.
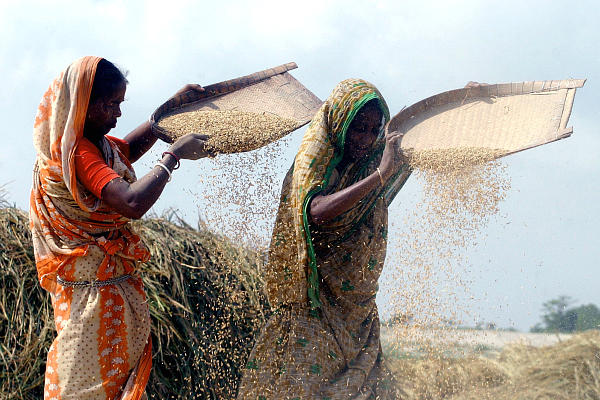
top-left (123, 84), bottom-right (206, 163)
top-left (124, 121), bottom-right (159, 163)
top-left (309, 170), bottom-right (384, 224)
top-left (102, 153), bottom-right (178, 219)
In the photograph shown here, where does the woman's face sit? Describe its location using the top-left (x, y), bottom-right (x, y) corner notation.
top-left (85, 82), bottom-right (126, 139)
top-left (343, 105), bottom-right (383, 162)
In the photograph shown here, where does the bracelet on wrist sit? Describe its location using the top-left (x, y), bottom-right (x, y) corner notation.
top-left (155, 162), bottom-right (172, 182)
top-left (162, 151), bottom-right (181, 170)
top-left (376, 168), bottom-right (385, 187)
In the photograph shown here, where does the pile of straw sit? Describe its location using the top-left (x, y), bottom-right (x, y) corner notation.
top-left (0, 206), bottom-right (269, 399)
top-left (4, 201), bottom-right (600, 399)
top-left (389, 330), bottom-right (600, 399)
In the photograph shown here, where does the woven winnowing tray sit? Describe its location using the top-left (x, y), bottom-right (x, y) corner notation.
top-left (387, 79), bottom-right (586, 155)
top-left (150, 62), bottom-right (322, 152)
top-left (383, 79), bottom-right (585, 201)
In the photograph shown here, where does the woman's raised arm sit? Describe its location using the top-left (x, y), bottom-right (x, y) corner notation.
top-left (125, 84), bottom-right (205, 163)
top-left (309, 131), bottom-right (404, 225)
top-left (101, 133), bottom-right (211, 219)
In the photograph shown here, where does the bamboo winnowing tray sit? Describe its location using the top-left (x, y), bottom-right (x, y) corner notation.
top-left (383, 79), bottom-right (586, 200)
top-left (387, 79), bottom-right (586, 155)
top-left (150, 62), bottom-right (322, 151)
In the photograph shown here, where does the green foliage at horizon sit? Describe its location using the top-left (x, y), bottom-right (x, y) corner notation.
top-left (531, 295), bottom-right (600, 333)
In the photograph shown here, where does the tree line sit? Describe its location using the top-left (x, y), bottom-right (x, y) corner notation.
top-left (531, 295), bottom-right (600, 333)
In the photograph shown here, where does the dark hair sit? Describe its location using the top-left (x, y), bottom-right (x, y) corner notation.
top-left (89, 59), bottom-right (128, 104)
top-left (359, 99), bottom-right (383, 117)
top-left (348, 98), bottom-right (383, 129)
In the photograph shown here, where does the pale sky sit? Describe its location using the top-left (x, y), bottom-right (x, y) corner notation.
top-left (1, 0), bottom-right (598, 331)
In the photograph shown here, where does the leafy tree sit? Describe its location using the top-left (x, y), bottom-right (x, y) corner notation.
top-left (530, 295), bottom-right (600, 333)
top-left (574, 304), bottom-right (600, 331)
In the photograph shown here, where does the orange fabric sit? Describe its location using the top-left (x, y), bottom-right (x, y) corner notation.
top-left (75, 136), bottom-right (130, 199)
top-left (120, 340), bottom-right (153, 399)
top-left (70, 57), bottom-right (102, 209)
top-left (108, 136), bottom-right (131, 159)
top-left (30, 57), bottom-right (151, 400)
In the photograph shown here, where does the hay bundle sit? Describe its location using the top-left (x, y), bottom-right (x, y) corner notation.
top-left (0, 206), bottom-right (269, 399)
top-left (388, 330), bottom-right (600, 399)
top-left (387, 345), bottom-right (506, 399)
top-left (0, 207), bottom-right (52, 400)
top-left (487, 330), bottom-right (600, 400)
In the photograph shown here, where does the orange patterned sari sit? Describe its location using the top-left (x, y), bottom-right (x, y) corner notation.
top-left (30, 56), bottom-right (152, 400)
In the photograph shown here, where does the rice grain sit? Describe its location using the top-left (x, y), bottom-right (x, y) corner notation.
top-left (157, 110), bottom-right (299, 154)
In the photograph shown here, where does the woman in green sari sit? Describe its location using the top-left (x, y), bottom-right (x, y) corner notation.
top-left (237, 79), bottom-right (411, 399)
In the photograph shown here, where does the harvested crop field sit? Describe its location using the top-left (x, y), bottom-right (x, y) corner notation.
top-left (383, 328), bottom-right (600, 400)
top-left (383, 326), bottom-right (573, 351)
top-left (3, 204), bottom-right (599, 399)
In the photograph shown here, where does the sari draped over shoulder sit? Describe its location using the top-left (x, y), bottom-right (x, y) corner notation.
top-left (237, 80), bottom-right (411, 399)
top-left (30, 56), bottom-right (152, 400)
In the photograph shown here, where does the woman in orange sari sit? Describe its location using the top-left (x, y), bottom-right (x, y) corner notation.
top-left (30, 56), bottom-right (210, 399)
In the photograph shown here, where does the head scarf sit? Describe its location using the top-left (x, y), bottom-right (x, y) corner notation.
top-left (33, 56), bottom-right (103, 210)
top-left (30, 56), bottom-right (149, 293)
top-left (265, 79), bottom-right (390, 310)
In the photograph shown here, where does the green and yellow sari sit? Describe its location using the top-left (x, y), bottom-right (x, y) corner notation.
top-left (237, 79), bottom-right (411, 400)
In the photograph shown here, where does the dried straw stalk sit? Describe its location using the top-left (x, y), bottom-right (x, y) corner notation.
top-left (0, 207), bottom-right (269, 400)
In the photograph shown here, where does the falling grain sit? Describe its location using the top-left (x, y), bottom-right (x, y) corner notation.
top-left (382, 146), bottom-right (511, 366)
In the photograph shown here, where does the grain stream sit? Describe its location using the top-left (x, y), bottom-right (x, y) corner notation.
top-left (382, 146), bottom-right (511, 358)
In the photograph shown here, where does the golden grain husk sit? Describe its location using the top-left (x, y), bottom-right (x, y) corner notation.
top-left (157, 110), bottom-right (299, 154)
top-left (406, 147), bottom-right (507, 172)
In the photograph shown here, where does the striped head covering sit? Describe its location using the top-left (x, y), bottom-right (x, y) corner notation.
top-left (30, 56), bottom-right (149, 292)
top-left (30, 57), bottom-right (151, 400)
top-left (265, 79), bottom-right (390, 309)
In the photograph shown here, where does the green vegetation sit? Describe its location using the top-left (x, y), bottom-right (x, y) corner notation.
top-left (531, 295), bottom-right (600, 333)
